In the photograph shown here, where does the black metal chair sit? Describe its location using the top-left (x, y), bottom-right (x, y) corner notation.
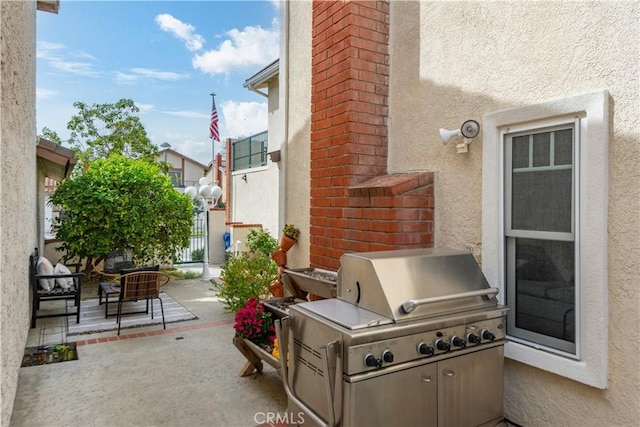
top-left (112, 269), bottom-right (170, 335)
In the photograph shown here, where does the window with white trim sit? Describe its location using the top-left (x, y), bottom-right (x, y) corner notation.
top-left (505, 122), bottom-right (577, 355)
top-left (482, 91), bottom-right (609, 388)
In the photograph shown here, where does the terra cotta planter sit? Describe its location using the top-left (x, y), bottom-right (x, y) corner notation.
top-left (269, 280), bottom-right (285, 298)
top-left (280, 235), bottom-right (296, 252)
top-left (271, 249), bottom-right (287, 267)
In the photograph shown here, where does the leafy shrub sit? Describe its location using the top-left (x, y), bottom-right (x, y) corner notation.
top-left (216, 251), bottom-right (278, 313)
top-left (191, 248), bottom-right (204, 261)
top-left (245, 229), bottom-right (279, 257)
top-left (51, 155), bottom-right (192, 265)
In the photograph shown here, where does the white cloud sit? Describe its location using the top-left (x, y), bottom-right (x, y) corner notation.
top-left (155, 13), bottom-right (205, 52)
top-left (135, 103), bottom-right (155, 113)
top-left (130, 68), bottom-right (189, 80)
top-left (36, 88), bottom-right (57, 100)
top-left (221, 100), bottom-right (268, 139)
top-left (115, 68), bottom-right (189, 83)
top-left (164, 110), bottom-right (209, 119)
top-left (192, 24), bottom-right (279, 75)
top-left (37, 40), bottom-right (100, 77)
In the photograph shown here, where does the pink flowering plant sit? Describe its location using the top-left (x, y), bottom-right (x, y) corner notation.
top-left (234, 297), bottom-right (275, 345)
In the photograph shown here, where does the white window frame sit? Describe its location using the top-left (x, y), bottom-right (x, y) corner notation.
top-left (482, 91), bottom-right (609, 389)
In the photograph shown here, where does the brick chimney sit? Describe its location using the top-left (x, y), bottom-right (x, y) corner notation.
top-left (310, 0), bottom-right (434, 271)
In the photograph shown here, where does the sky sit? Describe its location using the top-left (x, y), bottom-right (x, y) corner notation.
top-left (36, 0), bottom-right (280, 165)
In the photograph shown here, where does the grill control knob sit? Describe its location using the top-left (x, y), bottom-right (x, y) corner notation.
top-left (382, 350), bottom-right (394, 363)
top-left (451, 336), bottom-right (467, 348)
top-left (435, 339), bottom-right (451, 352)
top-left (417, 342), bottom-right (435, 356)
top-left (481, 329), bottom-right (496, 341)
top-left (466, 333), bottom-right (482, 344)
top-left (364, 353), bottom-right (382, 368)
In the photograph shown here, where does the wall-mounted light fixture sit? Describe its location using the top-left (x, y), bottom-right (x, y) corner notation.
top-left (241, 174), bottom-right (248, 183)
top-left (439, 119), bottom-right (480, 154)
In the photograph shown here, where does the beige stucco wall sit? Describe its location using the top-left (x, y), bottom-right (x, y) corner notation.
top-left (281, 0), bottom-right (312, 269)
top-left (387, 1), bottom-right (639, 425)
top-left (162, 150), bottom-right (207, 187)
top-left (0, 1), bottom-right (38, 425)
top-left (231, 77), bottom-right (281, 239)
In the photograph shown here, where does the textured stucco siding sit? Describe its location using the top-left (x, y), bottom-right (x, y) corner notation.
top-left (0, 1), bottom-right (38, 425)
top-left (282, 0), bottom-right (312, 268)
top-left (388, 1), bottom-right (639, 426)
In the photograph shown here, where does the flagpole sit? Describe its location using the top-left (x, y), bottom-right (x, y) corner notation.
top-left (210, 91), bottom-right (216, 166)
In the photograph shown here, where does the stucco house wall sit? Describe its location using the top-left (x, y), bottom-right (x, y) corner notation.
top-left (387, 2), bottom-right (638, 425)
top-left (230, 77), bottom-right (282, 238)
top-left (283, 1), bottom-right (639, 425)
top-left (0, 1), bottom-right (38, 425)
top-left (281, 0), bottom-right (312, 268)
top-left (159, 148), bottom-right (208, 188)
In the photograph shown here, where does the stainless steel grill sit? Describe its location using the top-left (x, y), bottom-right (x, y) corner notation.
top-left (275, 248), bottom-right (508, 427)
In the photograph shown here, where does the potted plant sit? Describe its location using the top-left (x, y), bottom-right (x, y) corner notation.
top-left (280, 224), bottom-right (300, 252)
top-left (234, 297), bottom-right (276, 349)
top-left (271, 249), bottom-right (287, 267)
top-left (268, 279), bottom-right (285, 298)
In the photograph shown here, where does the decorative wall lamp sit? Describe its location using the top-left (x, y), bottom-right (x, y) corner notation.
top-left (184, 177), bottom-right (222, 281)
top-left (439, 119), bottom-right (480, 154)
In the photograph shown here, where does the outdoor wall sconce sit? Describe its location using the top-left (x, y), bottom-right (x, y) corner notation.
top-left (439, 119), bottom-right (480, 154)
top-left (241, 174), bottom-right (248, 183)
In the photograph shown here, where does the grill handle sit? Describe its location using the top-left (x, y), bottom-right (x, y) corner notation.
top-left (275, 318), bottom-right (333, 427)
top-left (401, 287), bottom-right (499, 314)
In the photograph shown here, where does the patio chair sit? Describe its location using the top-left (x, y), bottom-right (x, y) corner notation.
top-left (111, 269), bottom-right (170, 335)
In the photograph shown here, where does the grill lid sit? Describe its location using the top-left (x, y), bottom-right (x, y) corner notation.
top-left (337, 248), bottom-right (498, 322)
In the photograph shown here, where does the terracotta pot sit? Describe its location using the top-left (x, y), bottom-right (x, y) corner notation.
top-left (308, 293), bottom-right (326, 301)
top-left (271, 249), bottom-right (287, 267)
top-left (280, 235), bottom-right (297, 252)
top-left (269, 280), bottom-right (284, 298)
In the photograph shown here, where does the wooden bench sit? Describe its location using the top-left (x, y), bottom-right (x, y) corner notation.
top-left (30, 248), bottom-right (85, 328)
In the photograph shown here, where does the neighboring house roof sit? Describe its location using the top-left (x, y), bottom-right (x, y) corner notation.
top-left (36, 137), bottom-right (77, 181)
top-left (37, 0), bottom-right (59, 13)
top-left (160, 147), bottom-right (209, 170)
top-left (243, 59), bottom-right (279, 97)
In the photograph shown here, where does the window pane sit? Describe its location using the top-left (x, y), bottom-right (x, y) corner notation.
top-left (513, 238), bottom-right (575, 343)
top-left (512, 169), bottom-right (572, 232)
top-left (532, 132), bottom-right (550, 167)
top-left (554, 129), bottom-right (573, 165)
top-left (512, 135), bottom-right (529, 168)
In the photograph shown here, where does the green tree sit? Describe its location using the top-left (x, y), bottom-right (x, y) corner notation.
top-left (51, 155), bottom-right (193, 266)
top-left (44, 98), bottom-right (158, 167)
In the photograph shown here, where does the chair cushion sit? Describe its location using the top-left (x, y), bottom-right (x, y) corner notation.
top-left (36, 257), bottom-right (55, 291)
top-left (54, 263), bottom-right (74, 290)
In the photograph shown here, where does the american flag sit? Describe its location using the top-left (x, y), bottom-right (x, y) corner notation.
top-left (209, 94), bottom-right (220, 142)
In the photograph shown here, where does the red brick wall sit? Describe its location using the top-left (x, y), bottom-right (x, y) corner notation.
top-left (310, 0), bottom-right (434, 271)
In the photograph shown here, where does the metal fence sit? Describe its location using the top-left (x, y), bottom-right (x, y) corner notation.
top-left (175, 212), bottom-right (206, 264)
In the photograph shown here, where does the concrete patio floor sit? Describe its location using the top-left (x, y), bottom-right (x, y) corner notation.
top-left (10, 266), bottom-right (287, 426)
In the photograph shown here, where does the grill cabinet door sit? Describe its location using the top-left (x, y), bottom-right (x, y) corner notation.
top-left (437, 346), bottom-right (504, 427)
top-left (344, 362), bottom-right (437, 427)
